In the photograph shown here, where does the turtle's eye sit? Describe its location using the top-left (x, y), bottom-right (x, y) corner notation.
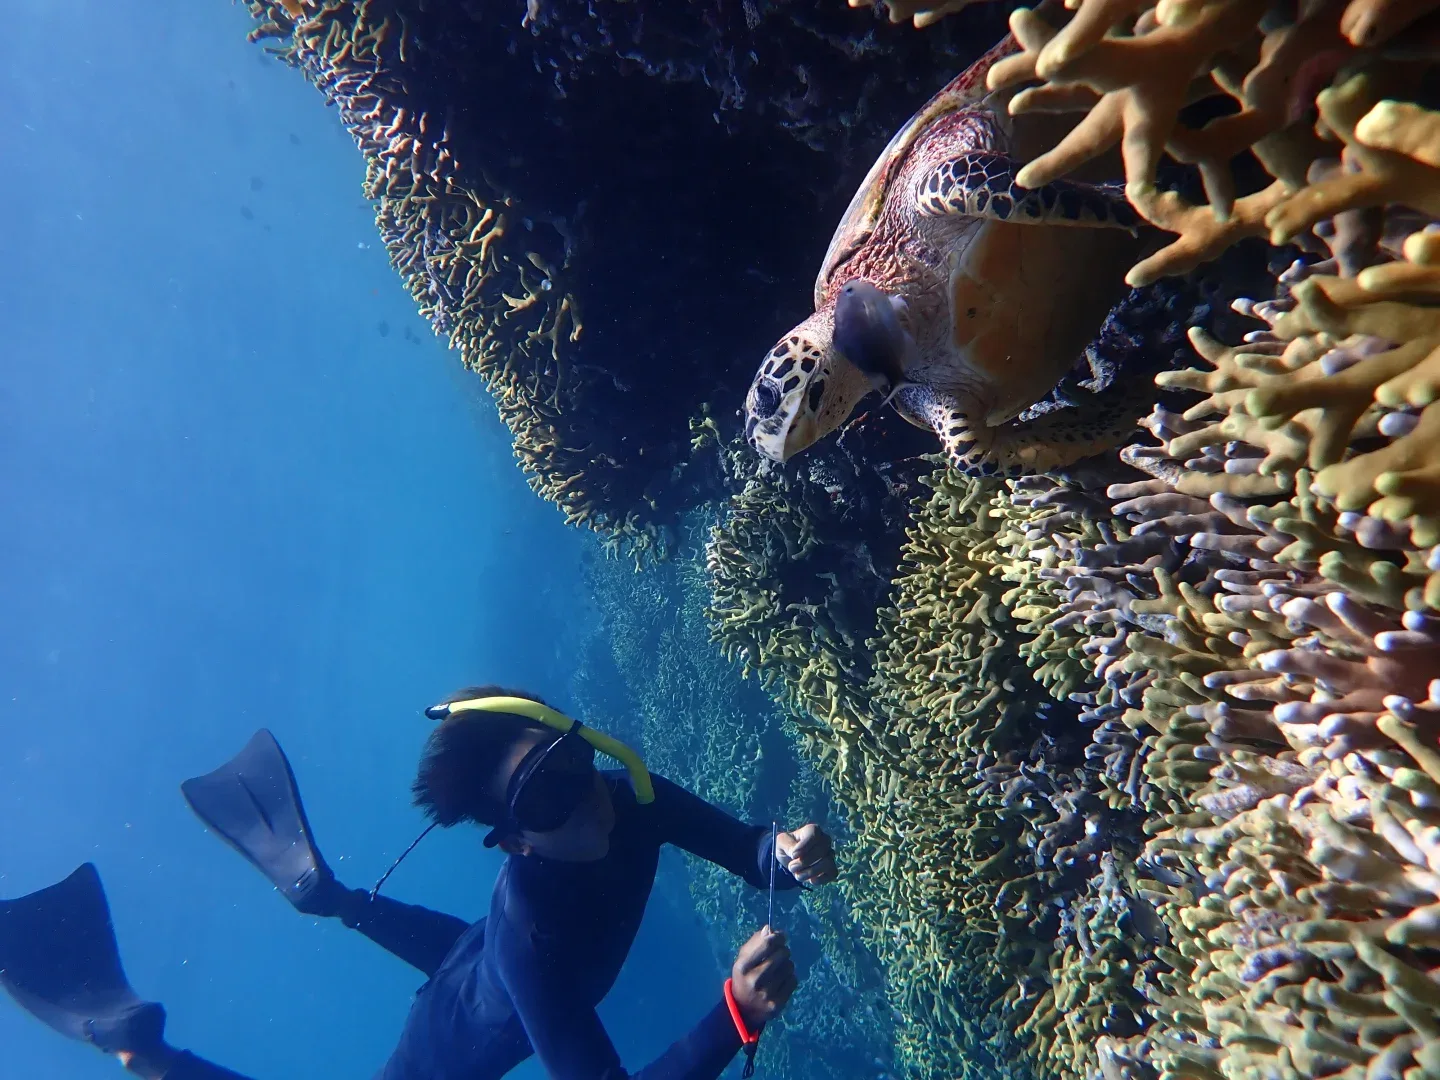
top-left (752, 379), bottom-right (781, 419)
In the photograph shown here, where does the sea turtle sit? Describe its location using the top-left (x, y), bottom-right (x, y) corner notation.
top-left (743, 28), bottom-right (1147, 477)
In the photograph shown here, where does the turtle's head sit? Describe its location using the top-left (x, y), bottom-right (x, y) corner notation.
top-left (745, 309), bottom-right (872, 463)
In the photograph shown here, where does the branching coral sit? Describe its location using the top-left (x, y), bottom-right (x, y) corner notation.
top-left (979, 0), bottom-right (1440, 286)
top-left (707, 147), bottom-right (1440, 1080)
top-left (704, 458), bottom-right (1172, 1080)
top-left (1025, 219), bottom-right (1440, 1080)
top-left (849, 0), bottom-right (994, 31)
top-left (943, 359), bottom-right (1440, 1080)
top-left (709, 13), bottom-right (1440, 1080)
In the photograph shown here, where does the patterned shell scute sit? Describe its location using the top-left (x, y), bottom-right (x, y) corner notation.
top-left (814, 34), bottom-right (1021, 308)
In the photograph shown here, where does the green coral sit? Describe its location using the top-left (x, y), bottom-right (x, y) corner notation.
top-left (702, 464), bottom-right (1168, 1080)
top-left (571, 521), bottom-right (896, 1080)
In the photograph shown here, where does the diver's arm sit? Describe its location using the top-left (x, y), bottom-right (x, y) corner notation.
top-left (330, 887), bottom-right (471, 978)
top-left (494, 922), bottom-right (742, 1080)
top-left (649, 775), bottom-right (799, 891)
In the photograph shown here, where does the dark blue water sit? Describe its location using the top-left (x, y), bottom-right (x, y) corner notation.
top-left (2, 3), bottom-right (720, 1076)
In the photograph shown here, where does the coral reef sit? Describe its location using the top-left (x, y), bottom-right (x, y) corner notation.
top-left (569, 526), bottom-right (897, 1080)
top-left (1084, 209), bottom-right (1440, 1080)
top-left (702, 456), bottom-right (1189, 1080)
top-left (982, 0), bottom-right (1440, 287)
top-left (704, 6), bottom-right (1440, 1080)
top-left (521, 0), bottom-right (1016, 154)
top-left (244, 0), bottom-right (630, 535)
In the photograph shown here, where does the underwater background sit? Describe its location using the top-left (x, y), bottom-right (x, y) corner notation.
top-left (10, 2), bottom-right (1440, 1080)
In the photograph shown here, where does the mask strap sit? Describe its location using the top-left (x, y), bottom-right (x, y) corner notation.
top-left (369, 822), bottom-right (439, 901)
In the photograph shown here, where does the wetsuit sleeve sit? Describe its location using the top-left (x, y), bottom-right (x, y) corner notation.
top-left (335, 888), bottom-right (470, 978)
top-left (494, 921), bottom-right (742, 1080)
top-left (648, 775), bottom-right (799, 891)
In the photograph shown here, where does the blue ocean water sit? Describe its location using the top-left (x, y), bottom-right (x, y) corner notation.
top-left (2, 3), bottom-right (722, 1076)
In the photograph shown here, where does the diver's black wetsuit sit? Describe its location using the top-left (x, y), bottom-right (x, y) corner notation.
top-left (161, 771), bottom-right (796, 1080)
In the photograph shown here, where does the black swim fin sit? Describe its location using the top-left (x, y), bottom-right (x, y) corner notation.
top-left (0, 863), bottom-right (167, 1054)
top-left (181, 729), bottom-right (338, 915)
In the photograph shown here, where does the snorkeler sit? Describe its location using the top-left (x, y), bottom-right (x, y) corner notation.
top-left (0, 686), bottom-right (838, 1080)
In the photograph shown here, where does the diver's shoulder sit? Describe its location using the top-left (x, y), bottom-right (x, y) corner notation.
top-left (602, 767), bottom-right (641, 804)
top-left (602, 768), bottom-right (686, 802)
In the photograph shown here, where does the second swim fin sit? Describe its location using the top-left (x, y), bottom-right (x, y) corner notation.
top-left (0, 863), bottom-right (166, 1054)
top-left (181, 729), bottom-right (337, 915)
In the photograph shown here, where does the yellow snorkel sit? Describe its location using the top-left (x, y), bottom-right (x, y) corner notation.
top-left (424, 695), bottom-right (655, 805)
top-left (368, 694), bottom-right (654, 900)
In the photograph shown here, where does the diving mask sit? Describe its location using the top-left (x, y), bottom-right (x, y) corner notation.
top-left (483, 726), bottom-right (598, 847)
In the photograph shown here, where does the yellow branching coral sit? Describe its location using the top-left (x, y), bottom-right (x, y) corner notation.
top-left (1032, 229), bottom-right (1440, 1080)
top-left (972, 0), bottom-right (1439, 285)
top-left (1268, 73), bottom-right (1440, 246)
top-left (1140, 208), bottom-right (1440, 593)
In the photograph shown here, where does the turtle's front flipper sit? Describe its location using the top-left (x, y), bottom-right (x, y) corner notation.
top-left (917, 150), bottom-right (1138, 231)
top-left (895, 381), bottom-right (1147, 478)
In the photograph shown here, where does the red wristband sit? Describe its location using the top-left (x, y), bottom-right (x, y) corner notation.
top-left (723, 978), bottom-right (760, 1046)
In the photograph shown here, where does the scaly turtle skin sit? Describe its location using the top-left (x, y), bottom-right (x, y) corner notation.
top-left (743, 31), bottom-right (1147, 477)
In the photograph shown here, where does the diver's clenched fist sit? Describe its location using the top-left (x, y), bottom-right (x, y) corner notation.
top-left (729, 928), bottom-right (797, 1029)
top-left (775, 824), bottom-right (837, 885)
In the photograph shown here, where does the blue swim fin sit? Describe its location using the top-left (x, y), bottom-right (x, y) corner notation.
top-left (181, 729), bottom-right (337, 915)
top-left (0, 863), bottom-right (166, 1054)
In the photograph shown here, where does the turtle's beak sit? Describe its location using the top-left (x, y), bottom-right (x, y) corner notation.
top-left (747, 402), bottom-right (819, 463)
top-left (747, 413), bottom-right (793, 463)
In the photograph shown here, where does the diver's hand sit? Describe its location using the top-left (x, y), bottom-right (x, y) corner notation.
top-left (730, 927), bottom-right (797, 1030)
top-left (775, 824), bottom-right (837, 885)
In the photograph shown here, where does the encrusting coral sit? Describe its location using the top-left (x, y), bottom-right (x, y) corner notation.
top-left (241, 0), bottom-right (646, 541)
top-left (571, 527), bottom-right (899, 1080)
